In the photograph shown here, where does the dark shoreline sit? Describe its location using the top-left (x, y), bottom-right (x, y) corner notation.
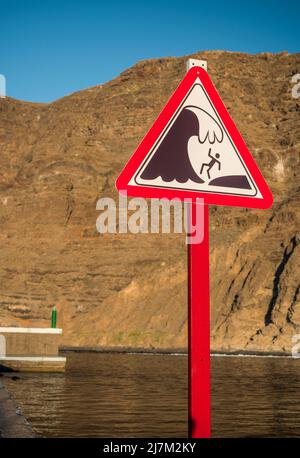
top-left (0, 379), bottom-right (35, 438)
top-left (61, 346), bottom-right (294, 358)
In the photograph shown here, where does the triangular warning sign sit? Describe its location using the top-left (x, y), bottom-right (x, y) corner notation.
top-left (116, 66), bottom-right (273, 209)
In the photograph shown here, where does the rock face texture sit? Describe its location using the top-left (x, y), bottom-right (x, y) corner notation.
top-left (0, 51), bottom-right (299, 353)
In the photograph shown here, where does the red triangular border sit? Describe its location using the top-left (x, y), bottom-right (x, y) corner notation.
top-left (116, 66), bottom-right (273, 209)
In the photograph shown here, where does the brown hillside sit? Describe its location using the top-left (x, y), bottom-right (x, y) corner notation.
top-left (0, 51), bottom-right (299, 353)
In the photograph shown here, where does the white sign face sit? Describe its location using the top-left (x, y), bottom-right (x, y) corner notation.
top-left (130, 81), bottom-right (262, 198)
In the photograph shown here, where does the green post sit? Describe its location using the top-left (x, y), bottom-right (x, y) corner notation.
top-left (51, 306), bottom-right (57, 328)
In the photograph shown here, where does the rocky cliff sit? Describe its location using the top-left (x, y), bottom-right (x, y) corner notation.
top-left (0, 51), bottom-right (299, 353)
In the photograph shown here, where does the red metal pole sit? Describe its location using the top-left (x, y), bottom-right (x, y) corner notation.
top-left (188, 202), bottom-right (211, 438)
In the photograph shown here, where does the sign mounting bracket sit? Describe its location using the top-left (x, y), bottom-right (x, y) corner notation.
top-left (186, 58), bottom-right (207, 72)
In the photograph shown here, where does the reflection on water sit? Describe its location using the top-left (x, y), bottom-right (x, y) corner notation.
top-left (3, 353), bottom-right (300, 437)
top-left (4, 353), bottom-right (187, 438)
top-left (212, 356), bottom-right (300, 438)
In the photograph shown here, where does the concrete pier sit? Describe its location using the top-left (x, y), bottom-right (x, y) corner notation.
top-left (0, 327), bottom-right (66, 372)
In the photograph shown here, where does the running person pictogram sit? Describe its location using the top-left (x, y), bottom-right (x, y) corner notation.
top-left (200, 148), bottom-right (221, 179)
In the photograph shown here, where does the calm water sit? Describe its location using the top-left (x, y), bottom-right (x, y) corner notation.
top-left (3, 353), bottom-right (300, 438)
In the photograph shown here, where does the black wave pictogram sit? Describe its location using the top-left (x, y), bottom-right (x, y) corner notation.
top-left (209, 175), bottom-right (251, 189)
top-left (140, 108), bottom-right (205, 183)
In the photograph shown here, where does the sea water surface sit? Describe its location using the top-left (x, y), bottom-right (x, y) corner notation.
top-left (3, 353), bottom-right (300, 437)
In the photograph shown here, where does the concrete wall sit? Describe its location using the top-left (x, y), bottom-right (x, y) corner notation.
top-left (0, 328), bottom-right (61, 356)
top-left (0, 334), bottom-right (6, 357)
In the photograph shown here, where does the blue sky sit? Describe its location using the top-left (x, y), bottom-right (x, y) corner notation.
top-left (0, 0), bottom-right (299, 102)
